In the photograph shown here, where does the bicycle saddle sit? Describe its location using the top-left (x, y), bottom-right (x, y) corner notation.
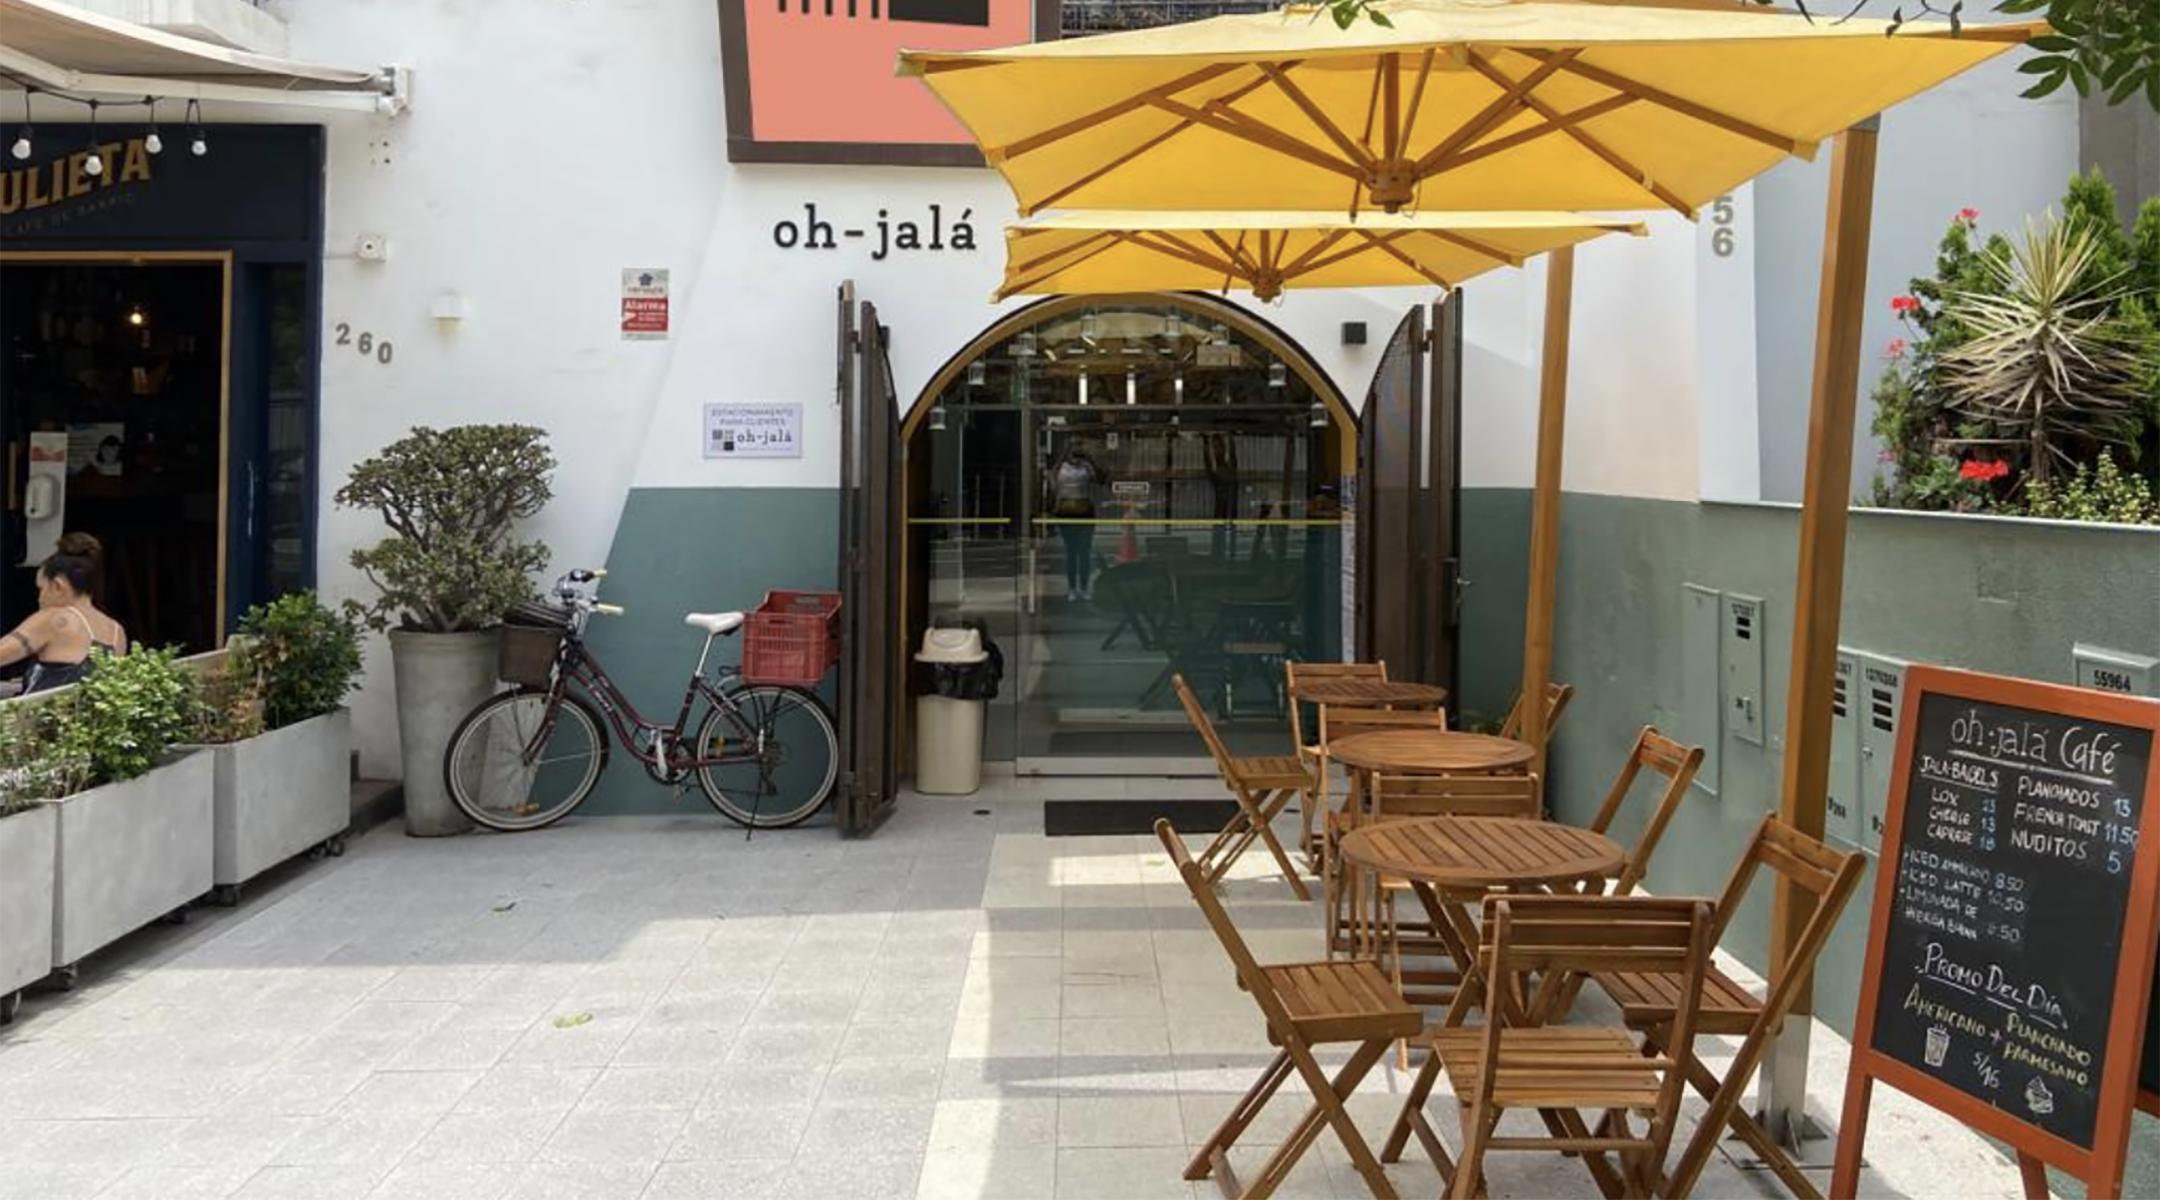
top-left (684, 612), bottom-right (745, 636)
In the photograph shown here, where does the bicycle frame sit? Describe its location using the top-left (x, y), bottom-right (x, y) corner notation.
top-left (525, 630), bottom-right (765, 779)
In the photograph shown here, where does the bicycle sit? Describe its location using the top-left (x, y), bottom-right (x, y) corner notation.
top-left (443, 569), bottom-right (841, 831)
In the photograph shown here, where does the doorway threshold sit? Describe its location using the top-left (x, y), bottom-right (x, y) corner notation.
top-left (1016, 756), bottom-right (1218, 777)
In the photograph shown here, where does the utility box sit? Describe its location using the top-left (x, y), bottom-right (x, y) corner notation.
top-left (2073, 643), bottom-right (2158, 697)
top-left (1856, 653), bottom-right (1908, 856)
top-left (1825, 649), bottom-right (1864, 848)
top-left (1680, 584), bottom-right (1723, 796)
top-left (1721, 594), bottom-right (1767, 747)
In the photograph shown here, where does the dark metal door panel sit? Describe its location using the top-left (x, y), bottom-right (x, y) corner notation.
top-left (1424, 294), bottom-right (1465, 702)
top-left (838, 287), bottom-right (900, 836)
top-left (1357, 306), bottom-right (1424, 674)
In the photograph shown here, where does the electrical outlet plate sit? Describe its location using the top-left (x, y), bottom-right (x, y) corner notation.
top-left (1856, 652), bottom-right (1908, 856)
top-left (1826, 649), bottom-right (1863, 848)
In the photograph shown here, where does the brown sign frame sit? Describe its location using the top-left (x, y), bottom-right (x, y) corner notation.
top-left (715, 0), bottom-right (1061, 167)
top-left (1831, 665), bottom-right (2160, 1200)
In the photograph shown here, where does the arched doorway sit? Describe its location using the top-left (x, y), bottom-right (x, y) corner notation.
top-left (902, 293), bottom-right (1356, 774)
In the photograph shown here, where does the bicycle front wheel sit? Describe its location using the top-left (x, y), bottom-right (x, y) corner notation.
top-left (444, 690), bottom-right (608, 832)
top-left (695, 685), bottom-right (839, 828)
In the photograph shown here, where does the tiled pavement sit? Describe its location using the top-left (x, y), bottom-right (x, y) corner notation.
top-left (0, 776), bottom-right (2045, 1199)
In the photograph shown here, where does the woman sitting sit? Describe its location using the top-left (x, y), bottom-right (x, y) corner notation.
top-left (0, 533), bottom-right (128, 694)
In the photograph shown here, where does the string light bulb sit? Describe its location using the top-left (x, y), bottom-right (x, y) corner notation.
top-left (82, 101), bottom-right (102, 178)
top-left (143, 96), bottom-right (163, 155)
top-left (186, 99), bottom-right (208, 157)
top-left (10, 88), bottom-right (29, 161)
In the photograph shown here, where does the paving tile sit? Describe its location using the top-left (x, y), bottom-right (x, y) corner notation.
top-left (767, 1152), bottom-right (924, 1200)
top-left (232, 1163), bottom-right (385, 1200)
top-left (454, 1067), bottom-right (598, 1115)
top-left (609, 1026), bottom-right (734, 1068)
top-left (667, 1104), bottom-right (814, 1161)
top-left (927, 1097), bottom-right (1060, 1148)
top-left (572, 1067), bottom-right (711, 1113)
top-left (499, 1160), bottom-right (656, 1200)
top-left (1060, 1017), bottom-right (1171, 1058)
top-left (1054, 1147), bottom-right (1198, 1200)
top-left (539, 1108), bottom-right (688, 1165)
top-left (0, 1163), bottom-right (119, 1200)
top-left (405, 1112), bottom-right (566, 1165)
top-left (642, 1159), bottom-right (793, 1200)
top-left (98, 1163), bottom-right (260, 1199)
top-left (368, 1159), bottom-right (517, 1200)
top-left (1057, 1094), bottom-right (1188, 1148)
top-left (821, 1057), bottom-right (946, 1106)
top-left (947, 1017), bottom-right (1063, 1061)
top-left (839, 1020), bottom-right (959, 1061)
top-left (917, 1144), bottom-right (1057, 1200)
top-left (797, 1100), bottom-right (936, 1159)
top-left (334, 1069), bottom-right (484, 1115)
top-left (148, 1115), bottom-right (311, 1170)
top-left (269, 1112), bottom-right (439, 1169)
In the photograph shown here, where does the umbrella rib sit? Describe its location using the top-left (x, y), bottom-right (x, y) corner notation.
top-left (1397, 49), bottom-right (1436, 155)
top-left (1202, 229), bottom-right (1265, 278)
top-left (1380, 53), bottom-right (1400, 162)
top-left (997, 61), bottom-right (1244, 163)
top-left (1133, 230), bottom-right (1246, 280)
top-left (1439, 94), bottom-right (1636, 173)
top-left (1299, 232), bottom-right (1399, 275)
top-left (1150, 94), bottom-right (1365, 181)
top-left (1415, 227), bottom-right (1525, 269)
top-left (998, 232), bottom-right (1130, 299)
top-left (1353, 229), bottom-right (1452, 290)
top-left (1365, 56), bottom-right (1389, 160)
top-left (1005, 228), bottom-right (1123, 281)
top-left (1467, 55), bottom-right (1693, 216)
top-left (1282, 228), bottom-right (1352, 278)
top-left (1034, 73), bottom-right (1273, 212)
top-left (1257, 62), bottom-right (1377, 171)
top-left (1514, 49), bottom-right (1808, 156)
top-left (1413, 48), bottom-right (1580, 175)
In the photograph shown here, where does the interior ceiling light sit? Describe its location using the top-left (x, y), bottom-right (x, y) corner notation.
top-left (1125, 371), bottom-right (1137, 406)
top-left (83, 101), bottom-right (103, 177)
top-left (1310, 399), bottom-right (1329, 428)
top-left (1078, 371), bottom-right (1089, 406)
top-left (1268, 361), bottom-right (1288, 389)
top-left (1014, 330), bottom-right (1036, 358)
top-left (1162, 313), bottom-right (1180, 340)
top-left (1080, 312), bottom-right (1098, 344)
top-left (966, 360), bottom-right (986, 386)
top-left (929, 404), bottom-right (949, 432)
top-left (1210, 324), bottom-right (1229, 347)
top-left (142, 96), bottom-right (163, 155)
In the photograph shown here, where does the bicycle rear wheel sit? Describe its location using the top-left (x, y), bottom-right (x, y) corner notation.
top-left (695, 685), bottom-right (839, 828)
top-left (445, 690), bottom-right (608, 831)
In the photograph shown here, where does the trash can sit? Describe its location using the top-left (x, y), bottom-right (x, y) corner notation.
top-left (915, 624), bottom-right (1002, 796)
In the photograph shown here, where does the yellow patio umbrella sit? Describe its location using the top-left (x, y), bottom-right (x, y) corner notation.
top-left (898, 0), bottom-right (2041, 217)
top-left (996, 209), bottom-right (1644, 299)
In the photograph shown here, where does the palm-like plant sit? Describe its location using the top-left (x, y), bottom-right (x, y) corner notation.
top-left (1938, 216), bottom-right (2154, 485)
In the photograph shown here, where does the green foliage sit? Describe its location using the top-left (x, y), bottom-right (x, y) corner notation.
top-left (1314, 0), bottom-right (1391, 28)
top-left (2024, 449), bottom-right (2160, 522)
top-left (2001, 0), bottom-right (2160, 109)
top-left (336, 425), bottom-right (556, 634)
top-left (193, 658), bottom-right (265, 746)
top-left (51, 647), bottom-right (198, 790)
top-left (0, 703), bottom-right (79, 815)
top-left (1937, 215), bottom-right (2154, 483)
top-left (234, 593), bottom-right (363, 730)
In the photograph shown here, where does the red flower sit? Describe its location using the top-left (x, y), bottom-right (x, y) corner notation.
top-left (1885, 338), bottom-right (1908, 360)
top-left (1891, 295), bottom-right (1922, 314)
top-left (1958, 207), bottom-right (1980, 224)
top-left (1959, 460), bottom-right (2009, 482)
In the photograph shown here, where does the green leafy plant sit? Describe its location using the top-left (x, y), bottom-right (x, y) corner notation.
top-left (336, 425), bottom-right (556, 634)
top-left (0, 703), bottom-right (80, 815)
top-left (2024, 449), bottom-right (2160, 522)
top-left (1937, 216), bottom-right (2155, 484)
top-left (52, 647), bottom-right (198, 790)
top-left (193, 655), bottom-right (266, 746)
top-left (234, 593), bottom-right (364, 730)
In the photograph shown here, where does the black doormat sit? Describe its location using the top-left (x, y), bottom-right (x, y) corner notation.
top-left (1043, 799), bottom-right (1241, 837)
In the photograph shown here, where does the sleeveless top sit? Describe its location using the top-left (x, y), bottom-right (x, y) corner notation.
top-left (22, 608), bottom-right (121, 695)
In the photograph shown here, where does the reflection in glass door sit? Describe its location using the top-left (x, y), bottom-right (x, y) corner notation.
top-left (907, 299), bottom-right (1350, 774)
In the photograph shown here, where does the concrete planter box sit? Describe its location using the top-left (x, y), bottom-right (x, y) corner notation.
top-left (52, 752), bottom-right (214, 969)
top-left (0, 804), bottom-right (57, 1021)
top-left (205, 708), bottom-right (352, 890)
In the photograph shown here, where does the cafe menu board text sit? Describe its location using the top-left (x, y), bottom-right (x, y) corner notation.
top-left (1833, 667), bottom-right (2160, 1199)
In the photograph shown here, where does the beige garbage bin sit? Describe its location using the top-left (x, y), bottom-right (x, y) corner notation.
top-left (915, 627), bottom-right (991, 796)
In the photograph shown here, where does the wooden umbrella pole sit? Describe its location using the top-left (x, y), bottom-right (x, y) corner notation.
top-left (1519, 245), bottom-right (1575, 780)
top-left (1763, 117), bottom-right (1881, 1145)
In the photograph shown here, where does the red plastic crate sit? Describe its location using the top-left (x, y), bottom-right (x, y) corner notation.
top-left (742, 590), bottom-right (843, 687)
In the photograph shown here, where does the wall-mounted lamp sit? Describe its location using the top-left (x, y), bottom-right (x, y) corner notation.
top-left (431, 292), bottom-right (470, 325)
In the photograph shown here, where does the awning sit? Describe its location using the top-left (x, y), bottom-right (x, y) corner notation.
top-left (0, 0), bottom-right (406, 113)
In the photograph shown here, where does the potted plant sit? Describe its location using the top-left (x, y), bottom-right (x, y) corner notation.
top-left (337, 424), bottom-right (555, 836)
top-left (195, 593), bottom-right (364, 903)
top-left (0, 701), bottom-right (72, 1023)
top-left (44, 646), bottom-right (212, 981)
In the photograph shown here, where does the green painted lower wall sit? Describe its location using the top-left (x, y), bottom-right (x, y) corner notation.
top-left (578, 487), bottom-right (839, 817)
top-left (1463, 487), bottom-right (2160, 1037)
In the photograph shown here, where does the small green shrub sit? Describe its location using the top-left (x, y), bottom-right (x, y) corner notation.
top-left (235, 593), bottom-right (363, 730)
top-left (2024, 451), bottom-right (2160, 524)
top-left (193, 657), bottom-right (265, 746)
top-left (0, 704), bottom-right (79, 815)
top-left (54, 647), bottom-right (198, 789)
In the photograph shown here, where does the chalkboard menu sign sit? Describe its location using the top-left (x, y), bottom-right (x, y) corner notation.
top-left (1833, 667), bottom-right (2160, 1200)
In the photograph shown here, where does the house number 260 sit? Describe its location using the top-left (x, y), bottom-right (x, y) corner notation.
top-left (1711, 195), bottom-right (1737, 258)
top-left (334, 323), bottom-right (396, 365)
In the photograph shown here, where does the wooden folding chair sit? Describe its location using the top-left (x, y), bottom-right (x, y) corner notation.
top-left (1585, 726), bottom-right (1707, 896)
top-left (1286, 661), bottom-right (1389, 865)
top-left (1156, 819), bottom-right (1422, 1200)
top-left (1312, 703), bottom-right (1450, 893)
top-left (1587, 816), bottom-right (1866, 1200)
top-left (1174, 673), bottom-right (1314, 901)
top-left (1498, 681), bottom-right (1576, 748)
top-left (1386, 895), bottom-right (1715, 1200)
top-left (1347, 774), bottom-right (1544, 1011)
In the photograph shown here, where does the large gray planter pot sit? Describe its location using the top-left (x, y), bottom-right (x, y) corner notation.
top-left (390, 629), bottom-right (498, 837)
top-left (53, 751), bottom-right (214, 969)
top-left (0, 804), bottom-right (57, 1021)
top-left (204, 708), bottom-right (354, 890)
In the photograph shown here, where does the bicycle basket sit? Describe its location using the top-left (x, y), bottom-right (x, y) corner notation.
top-left (499, 601), bottom-right (569, 688)
top-left (742, 590), bottom-right (842, 687)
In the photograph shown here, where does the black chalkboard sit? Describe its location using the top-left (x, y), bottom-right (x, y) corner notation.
top-left (1870, 691), bottom-right (2152, 1149)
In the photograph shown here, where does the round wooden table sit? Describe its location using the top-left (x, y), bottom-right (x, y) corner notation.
top-left (1326, 729), bottom-right (1533, 776)
top-left (1336, 816), bottom-right (1624, 1025)
top-left (1296, 679), bottom-right (1448, 710)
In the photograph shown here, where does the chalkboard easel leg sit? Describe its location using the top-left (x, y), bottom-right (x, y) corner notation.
top-left (1828, 1071), bottom-right (1872, 1200)
top-left (2014, 1152), bottom-right (2048, 1200)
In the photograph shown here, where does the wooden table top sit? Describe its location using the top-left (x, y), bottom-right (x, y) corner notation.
top-left (1296, 679), bottom-right (1448, 709)
top-left (1326, 729), bottom-right (1534, 775)
top-left (1337, 817), bottom-right (1624, 890)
